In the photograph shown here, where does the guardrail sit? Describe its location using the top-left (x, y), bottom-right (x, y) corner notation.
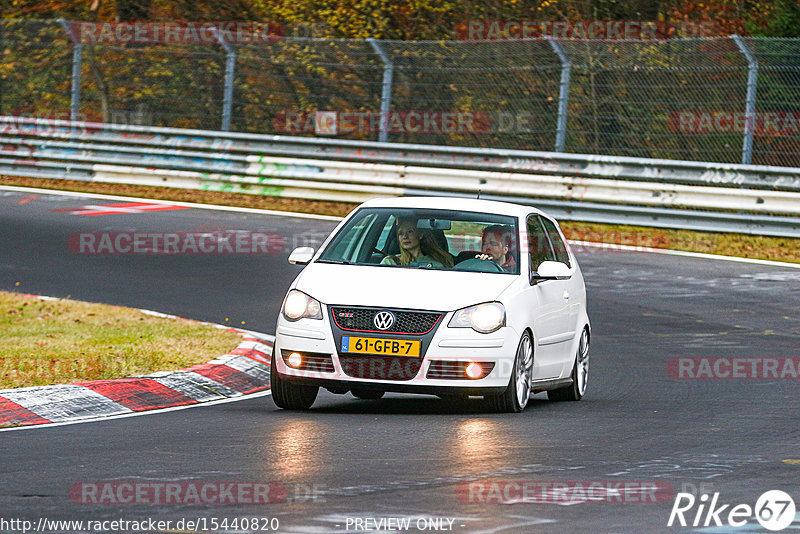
top-left (1, 115), bottom-right (799, 238)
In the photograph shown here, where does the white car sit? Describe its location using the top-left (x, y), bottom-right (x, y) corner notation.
top-left (271, 197), bottom-right (590, 412)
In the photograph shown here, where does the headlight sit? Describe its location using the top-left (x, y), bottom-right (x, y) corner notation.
top-left (282, 290), bottom-right (322, 321)
top-left (448, 302), bottom-right (506, 334)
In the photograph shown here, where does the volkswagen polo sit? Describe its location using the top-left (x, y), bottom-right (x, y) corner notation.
top-left (271, 197), bottom-right (590, 412)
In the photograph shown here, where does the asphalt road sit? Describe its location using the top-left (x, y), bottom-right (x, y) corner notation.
top-left (1, 188), bottom-right (799, 533)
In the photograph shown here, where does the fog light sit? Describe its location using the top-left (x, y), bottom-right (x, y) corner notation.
top-left (287, 352), bottom-right (303, 368)
top-left (465, 362), bottom-right (483, 379)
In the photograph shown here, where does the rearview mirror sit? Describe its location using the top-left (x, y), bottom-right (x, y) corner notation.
top-left (417, 218), bottom-right (451, 231)
top-left (288, 246), bottom-right (315, 265)
top-left (532, 261), bottom-right (571, 281)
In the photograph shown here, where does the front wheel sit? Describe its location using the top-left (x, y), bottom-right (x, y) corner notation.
top-left (486, 331), bottom-right (533, 413)
top-left (548, 328), bottom-right (589, 402)
top-left (270, 357), bottom-right (319, 410)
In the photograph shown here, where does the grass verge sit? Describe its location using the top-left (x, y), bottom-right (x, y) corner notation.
top-left (559, 222), bottom-right (800, 264)
top-left (2, 175), bottom-right (798, 264)
top-left (0, 291), bottom-right (243, 390)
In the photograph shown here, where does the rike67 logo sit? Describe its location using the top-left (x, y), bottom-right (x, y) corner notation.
top-left (668, 490), bottom-right (796, 531)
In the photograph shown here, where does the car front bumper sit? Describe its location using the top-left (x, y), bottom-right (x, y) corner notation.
top-left (273, 311), bottom-right (519, 395)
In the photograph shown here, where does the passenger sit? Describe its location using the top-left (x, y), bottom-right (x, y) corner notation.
top-left (475, 224), bottom-right (516, 272)
top-left (381, 217), bottom-right (454, 268)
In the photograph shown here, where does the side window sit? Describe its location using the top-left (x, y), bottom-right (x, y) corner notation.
top-left (541, 217), bottom-right (571, 268)
top-left (527, 216), bottom-right (555, 272)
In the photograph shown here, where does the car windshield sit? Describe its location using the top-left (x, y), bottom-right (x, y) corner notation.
top-left (317, 207), bottom-right (519, 275)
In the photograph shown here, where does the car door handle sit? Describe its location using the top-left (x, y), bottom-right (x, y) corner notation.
top-left (563, 291), bottom-right (569, 301)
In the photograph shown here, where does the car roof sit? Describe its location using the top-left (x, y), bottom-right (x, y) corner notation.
top-left (358, 196), bottom-right (548, 219)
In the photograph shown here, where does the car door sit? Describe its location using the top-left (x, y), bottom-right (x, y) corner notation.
top-left (540, 216), bottom-right (582, 373)
top-left (527, 214), bottom-right (574, 379)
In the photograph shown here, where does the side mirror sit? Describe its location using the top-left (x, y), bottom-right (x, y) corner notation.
top-left (531, 261), bottom-right (571, 281)
top-left (288, 246), bottom-right (315, 265)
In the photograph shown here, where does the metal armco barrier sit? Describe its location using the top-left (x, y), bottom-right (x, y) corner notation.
top-left (1, 116), bottom-right (799, 238)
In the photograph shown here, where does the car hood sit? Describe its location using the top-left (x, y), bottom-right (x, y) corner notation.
top-left (294, 263), bottom-right (517, 311)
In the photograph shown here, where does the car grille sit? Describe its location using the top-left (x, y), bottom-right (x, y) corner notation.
top-left (426, 360), bottom-right (495, 380)
top-left (339, 356), bottom-right (422, 381)
top-left (331, 307), bottom-right (442, 335)
top-left (280, 351), bottom-right (335, 373)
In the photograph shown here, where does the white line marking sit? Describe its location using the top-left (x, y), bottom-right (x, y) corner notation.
top-left (235, 340), bottom-right (273, 354)
top-left (570, 240), bottom-right (800, 269)
top-left (17, 295), bottom-right (275, 345)
top-left (18, 298), bottom-right (275, 343)
top-left (4, 184), bottom-right (797, 268)
top-left (0, 390), bottom-right (272, 433)
top-left (238, 329), bottom-right (276, 342)
top-left (0, 184), bottom-right (342, 221)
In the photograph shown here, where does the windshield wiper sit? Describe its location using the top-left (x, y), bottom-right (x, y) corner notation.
top-left (316, 259), bottom-right (351, 265)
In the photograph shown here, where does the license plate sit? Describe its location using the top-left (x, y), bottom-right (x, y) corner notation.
top-left (340, 336), bottom-right (420, 357)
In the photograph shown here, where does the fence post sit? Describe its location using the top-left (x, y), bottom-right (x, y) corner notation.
top-left (212, 27), bottom-right (236, 132)
top-left (548, 38), bottom-right (571, 153)
top-left (367, 38), bottom-right (394, 143)
top-left (732, 35), bottom-right (758, 165)
top-left (0, 23), bottom-right (4, 115)
top-left (58, 19), bottom-right (82, 122)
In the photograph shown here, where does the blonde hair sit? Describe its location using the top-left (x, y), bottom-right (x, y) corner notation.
top-left (389, 217), bottom-right (453, 267)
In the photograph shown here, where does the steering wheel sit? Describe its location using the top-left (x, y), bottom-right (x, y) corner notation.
top-left (455, 258), bottom-right (505, 273)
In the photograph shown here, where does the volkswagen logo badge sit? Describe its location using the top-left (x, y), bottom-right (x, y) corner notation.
top-left (373, 311), bottom-right (396, 331)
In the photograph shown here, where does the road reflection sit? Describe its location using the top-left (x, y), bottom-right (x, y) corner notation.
top-left (451, 418), bottom-right (510, 473)
top-left (263, 418), bottom-right (328, 479)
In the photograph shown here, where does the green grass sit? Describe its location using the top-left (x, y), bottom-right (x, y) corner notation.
top-left (0, 291), bottom-right (243, 389)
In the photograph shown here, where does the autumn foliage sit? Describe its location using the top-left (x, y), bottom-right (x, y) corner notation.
top-left (5, 0), bottom-right (800, 39)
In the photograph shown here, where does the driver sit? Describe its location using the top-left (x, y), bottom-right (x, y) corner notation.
top-left (381, 217), bottom-right (454, 268)
top-left (475, 224), bottom-right (516, 272)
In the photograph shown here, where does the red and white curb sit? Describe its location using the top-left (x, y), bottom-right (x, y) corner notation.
top-left (0, 295), bottom-right (273, 428)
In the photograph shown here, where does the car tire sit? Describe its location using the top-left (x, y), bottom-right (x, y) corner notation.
top-left (270, 357), bottom-right (319, 410)
top-left (548, 328), bottom-right (589, 402)
top-left (486, 330), bottom-right (533, 413)
top-left (351, 389), bottom-right (385, 400)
